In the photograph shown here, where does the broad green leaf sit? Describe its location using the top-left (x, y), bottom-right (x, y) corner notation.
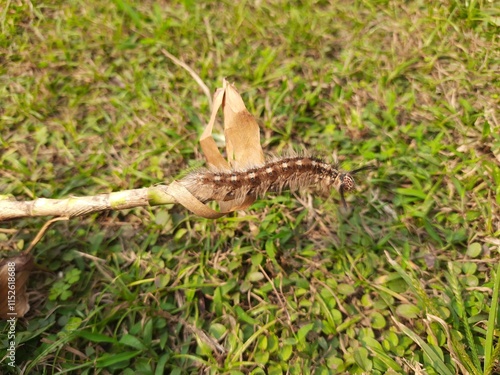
top-left (466, 242), bottom-right (482, 258)
top-left (353, 347), bottom-right (372, 372)
top-left (396, 304), bottom-right (420, 319)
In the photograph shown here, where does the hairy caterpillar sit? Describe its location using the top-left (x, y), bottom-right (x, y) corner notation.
top-left (179, 156), bottom-right (371, 208)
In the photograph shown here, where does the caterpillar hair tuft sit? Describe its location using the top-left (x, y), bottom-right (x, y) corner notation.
top-left (179, 156), bottom-right (372, 208)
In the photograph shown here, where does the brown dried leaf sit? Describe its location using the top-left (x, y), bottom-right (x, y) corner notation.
top-left (165, 182), bottom-right (226, 219)
top-left (0, 253), bottom-right (34, 319)
top-left (223, 81), bottom-right (265, 170)
top-left (173, 79), bottom-right (265, 217)
top-left (200, 86), bottom-right (232, 170)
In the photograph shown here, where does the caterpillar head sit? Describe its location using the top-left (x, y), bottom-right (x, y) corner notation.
top-left (338, 166), bottom-right (374, 209)
top-left (338, 173), bottom-right (355, 209)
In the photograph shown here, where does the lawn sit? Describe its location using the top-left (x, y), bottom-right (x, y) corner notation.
top-left (1, 0), bottom-right (499, 374)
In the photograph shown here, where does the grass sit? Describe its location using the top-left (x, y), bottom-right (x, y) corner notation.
top-left (1, 0), bottom-right (499, 374)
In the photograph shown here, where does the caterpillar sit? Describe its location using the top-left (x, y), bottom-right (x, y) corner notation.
top-left (179, 156), bottom-right (372, 208)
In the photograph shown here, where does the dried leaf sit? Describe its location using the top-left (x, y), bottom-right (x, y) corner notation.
top-left (165, 182), bottom-right (226, 219)
top-left (173, 79), bottom-right (265, 217)
top-left (200, 86), bottom-right (232, 170)
top-left (0, 253), bottom-right (34, 319)
top-left (222, 81), bottom-right (265, 170)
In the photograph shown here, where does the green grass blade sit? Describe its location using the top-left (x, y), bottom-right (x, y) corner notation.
top-left (96, 350), bottom-right (143, 367)
top-left (427, 314), bottom-right (481, 375)
top-left (385, 251), bottom-right (440, 316)
top-left (485, 341), bottom-right (500, 375)
top-left (227, 320), bottom-right (277, 364)
top-left (364, 338), bottom-right (403, 372)
top-left (24, 331), bottom-right (79, 374)
top-left (446, 262), bottom-right (482, 372)
top-left (393, 318), bottom-right (455, 375)
top-left (485, 261), bottom-right (500, 374)
top-left (450, 334), bottom-right (482, 375)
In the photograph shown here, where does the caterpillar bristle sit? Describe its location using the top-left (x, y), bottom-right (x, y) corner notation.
top-left (179, 156), bottom-right (370, 206)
